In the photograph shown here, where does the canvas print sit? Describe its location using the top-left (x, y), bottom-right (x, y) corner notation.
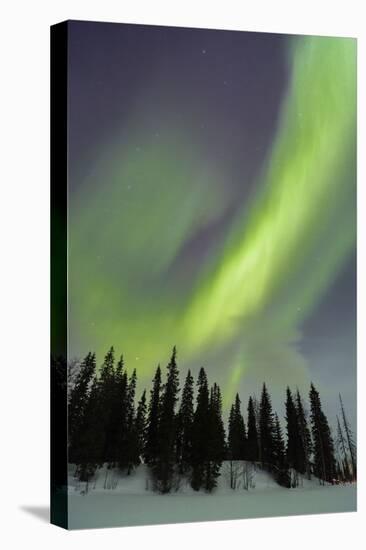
top-left (50, 20), bottom-right (357, 530)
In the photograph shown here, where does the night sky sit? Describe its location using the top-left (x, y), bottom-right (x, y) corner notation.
top-left (67, 21), bottom-right (356, 426)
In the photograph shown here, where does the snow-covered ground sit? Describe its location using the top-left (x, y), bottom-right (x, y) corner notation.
top-left (67, 463), bottom-right (356, 529)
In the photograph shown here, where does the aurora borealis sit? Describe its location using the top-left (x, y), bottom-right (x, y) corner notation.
top-left (67, 22), bottom-right (356, 420)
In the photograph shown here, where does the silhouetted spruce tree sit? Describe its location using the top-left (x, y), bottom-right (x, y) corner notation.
top-left (285, 387), bottom-right (302, 473)
top-left (68, 352), bottom-right (96, 464)
top-left (228, 393), bottom-right (247, 460)
top-left (295, 389), bottom-right (312, 478)
top-left (227, 405), bottom-right (237, 489)
top-left (75, 375), bottom-right (106, 481)
top-left (252, 396), bottom-right (261, 461)
top-left (103, 355), bottom-right (127, 468)
top-left (205, 383), bottom-right (226, 492)
top-left (259, 383), bottom-right (275, 470)
top-left (99, 347), bottom-right (115, 389)
top-left (273, 413), bottom-right (291, 487)
top-left (115, 359), bottom-right (129, 470)
top-left (129, 389), bottom-right (147, 467)
top-left (125, 369), bottom-right (137, 474)
top-left (98, 347), bottom-right (117, 464)
top-left (246, 396), bottom-right (259, 461)
top-left (228, 405), bottom-right (235, 456)
top-left (144, 365), bottom-right (162, 465)
top-left (153, 347), bottom-right (180, 492)
top-left (176, 369), bottom-right (194, 474)
top-left (336, 415), bottom-right (351, 481)
top-left (191, 367), bottom-right (210, 491)
top-left (339, 394), bottom-right (356, 480)
top-left (100, 351), bottom-right (131, 472)
top-left (309, 383), bottom-right (336, 484)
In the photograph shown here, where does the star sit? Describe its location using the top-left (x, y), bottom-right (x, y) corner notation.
top-left (202, 49), bottom-right (206, 54)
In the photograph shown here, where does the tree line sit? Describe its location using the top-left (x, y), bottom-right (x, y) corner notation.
top-left (64, 346), bottom-right (356, 494)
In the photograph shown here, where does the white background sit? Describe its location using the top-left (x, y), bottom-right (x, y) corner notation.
top-left (0, 0), bottom-right (364, 548)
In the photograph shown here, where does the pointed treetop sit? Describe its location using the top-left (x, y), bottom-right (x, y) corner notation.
top-left (116, 354), bottom-right (124, 374)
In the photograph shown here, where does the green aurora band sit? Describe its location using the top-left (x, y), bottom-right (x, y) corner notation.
top-left (69, 36), bottom-right (356, 403)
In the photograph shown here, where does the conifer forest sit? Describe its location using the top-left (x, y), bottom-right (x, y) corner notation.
top-left (57, 346), bottom-right (356, 496)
